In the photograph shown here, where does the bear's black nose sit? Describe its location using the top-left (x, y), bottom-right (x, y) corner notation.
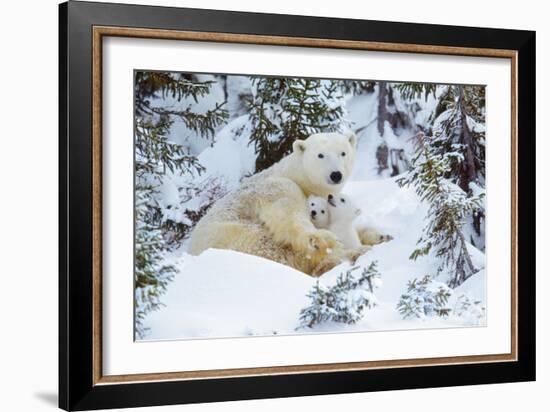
top-left (311, 210), bottom-right (317, 217)
top-left (328, 194), bottom-right (333, 200)
top-left (330, 171), bottom-right (342, 183)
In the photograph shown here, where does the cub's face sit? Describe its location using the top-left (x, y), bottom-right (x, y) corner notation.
top-left (293, 132), bottom-right (357, 195)
top-left (327, 193), bottom-right (361, 224)
top-left (307, 195), bottom-right (330, 229)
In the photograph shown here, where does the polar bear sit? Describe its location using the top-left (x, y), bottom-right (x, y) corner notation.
top-left (189, 132), bottom-right (357, 276)
top-left (357, 225), bottom-right (394, 246)
top-left (325, 193), bottom-right (374, 263)
top-left (326, 193), bottom-right (363, 249)
top-left (327, 193), bottom-right (393, 248)
top-left (309, 193), bottom-right (393, 249)
top-left (307, 195), bottom-right (330, 229)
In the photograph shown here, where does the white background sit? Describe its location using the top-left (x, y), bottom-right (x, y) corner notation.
top-left (103, 37), bottom-right (511, 375)
top-left (0, 0), bottom-right (545, 411)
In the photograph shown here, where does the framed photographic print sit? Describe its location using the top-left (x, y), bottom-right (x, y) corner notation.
top-left (59, 1), bottom-right (536, 410)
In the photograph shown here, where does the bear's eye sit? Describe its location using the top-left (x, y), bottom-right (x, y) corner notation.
top-left (311, 203), bottom-right (314, 206)
top-left (341, 152), bottom-right (346, 157)
top-left (341, 198), bottom-right (345, 203)
top-left (318, 153), bottom-right (324, 159)
top-left (321, 210), bottom-right (325, 214)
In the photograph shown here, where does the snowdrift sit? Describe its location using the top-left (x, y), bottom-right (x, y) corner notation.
top-left (143, 178), bottom-right (486, 340)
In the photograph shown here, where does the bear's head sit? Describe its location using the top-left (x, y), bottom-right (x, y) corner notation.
top-left (307, 195), bottom-right (330, 229)
top-left (292, 132), bottom-right (357, 196)
top-left (327, 193), bottom-right (361, 224)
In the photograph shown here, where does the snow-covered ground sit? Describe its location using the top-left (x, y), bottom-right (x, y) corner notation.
top-left (143, 176), bottom-right (486, 340)
top-left (141, 80), bottom-right (486, 341)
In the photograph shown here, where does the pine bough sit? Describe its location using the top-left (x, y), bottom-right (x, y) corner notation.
top-left (397, 275), bottom-right (452, 319)
top-left (299, 263), bottom-right (381, 328)
top-left (397, 275), bottom-right (485, 324)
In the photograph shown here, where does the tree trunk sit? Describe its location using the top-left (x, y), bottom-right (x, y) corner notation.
top-left (377, 82), bottom-right (388, 136)
top-left (457, 86), bottom-right (484, 238)
top-left (457, 86), bottom-right (478, 193)
top-left (450, 229), bottom-right (478, 288)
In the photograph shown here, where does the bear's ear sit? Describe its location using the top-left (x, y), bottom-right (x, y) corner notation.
top-left (347, 132), bottom-right (358, 148)
top-left (293, 139), bottom-right (306, 153)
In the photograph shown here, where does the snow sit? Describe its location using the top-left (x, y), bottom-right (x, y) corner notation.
top-left (157, 176), bottom-right (189, 224)
top-left (344, 93), bottom-right (381, 180)
top-left (226, 76), bottom-right (252, 118)
top-left (193, 116), bottom-right (256, 191)
top-left (454, 269), bottom-right (486, 304)
top-left (150, 74), bottom-right (226, 155)
top-left (143, 177), bottom-right (486, 339)
top-left (158, 177), bottom-right (180, 210)
top-left (156, 114), bottom-right (257, 222)
top-left (144, 249), bottom-right (314, 339)
top-left (466, 115), bottom-right (486, 134)
top-left (139, 78), bottom-right (487, 340)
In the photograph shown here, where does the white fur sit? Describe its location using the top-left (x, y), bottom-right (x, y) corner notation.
top-left (307, 195), bottom-right (330, 229)
top-left (189, 132), bottom-right (357, 276)
top-left (291, 131), bottom-right (357, 197)
top-left (327, 193), bottom-right (362, 250)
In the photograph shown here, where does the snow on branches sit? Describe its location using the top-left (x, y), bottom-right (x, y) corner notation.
top-left (397, 275), bottom-right (486, 324)
top-left (397, 275), bottom-right (452, 319)
top-left (453, 293), bottom-right (486, 325)
top-left (398, 133), bottom-right (484, 288)
top-left (134, 187), bottom-right (176, 338)
top-left (247, 77), bottom-right (347, 172)
top-left (298, 263), bottom-right (381, 328)
top-left (134, 72), bottom-right (230, 337)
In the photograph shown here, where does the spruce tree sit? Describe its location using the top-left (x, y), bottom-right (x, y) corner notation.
top-left (398, 83), bottom-right (486, 249)
top-left (396, 83), bottom-right (437, 103)
top-left (134, 71), bottom-right (228, 337)
top-left (337, 79), bottom-right (376, 96)
top-left (432, 85), bottom-right (485, 194)
top-left (397, 133), bottom-right (484, 287)
top-left (434, 85), bottom-right (486, 247)
top-left (247, 77), bottom-right (346, 172)
top-left (134, 187), bottom-right (175, 338)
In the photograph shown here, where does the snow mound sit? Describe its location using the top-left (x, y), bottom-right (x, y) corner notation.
top-left (144, 249), bottom-right (315, 340)
top-left (143, 177), bottom-right (486, 340)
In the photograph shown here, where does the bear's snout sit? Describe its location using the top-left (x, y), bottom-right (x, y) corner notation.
top-left (330, 171), bottom-right (342, 184)
top-left (311, 210), bottom-right (317, 217)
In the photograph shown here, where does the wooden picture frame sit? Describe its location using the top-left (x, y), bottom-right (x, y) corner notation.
top-left (59, 1), bottom-right (535, 410)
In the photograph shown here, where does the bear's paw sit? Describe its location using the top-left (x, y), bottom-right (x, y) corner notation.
top-left (307, 229), bottom-right (342, 258)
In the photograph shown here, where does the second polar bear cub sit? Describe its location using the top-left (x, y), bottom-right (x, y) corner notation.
top-left (307, 194), bottom-right (393, 250)
top-left (308, 193), bottom-right (362, 249)
top-left (327, 193), bottom-right (363, 249)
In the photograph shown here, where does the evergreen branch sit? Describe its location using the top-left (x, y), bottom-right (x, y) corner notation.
top-left (148, 102), bottom-right (229, 139)
top-left (397, 275), bottom-right (452, 319)
top-left (298, 263), bottom-right (381, 328)
top-left (397, 132), bottom-right (484, 287)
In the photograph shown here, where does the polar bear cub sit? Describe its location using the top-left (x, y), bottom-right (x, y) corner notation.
top-left (308, 194), bottom-right (394, 250)
top-left (307, 193), bottom-right (393, 267)
top-left (326, 193), bottom-right (363, 249)
top-left (307, 195), bottom-right (330, 229)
